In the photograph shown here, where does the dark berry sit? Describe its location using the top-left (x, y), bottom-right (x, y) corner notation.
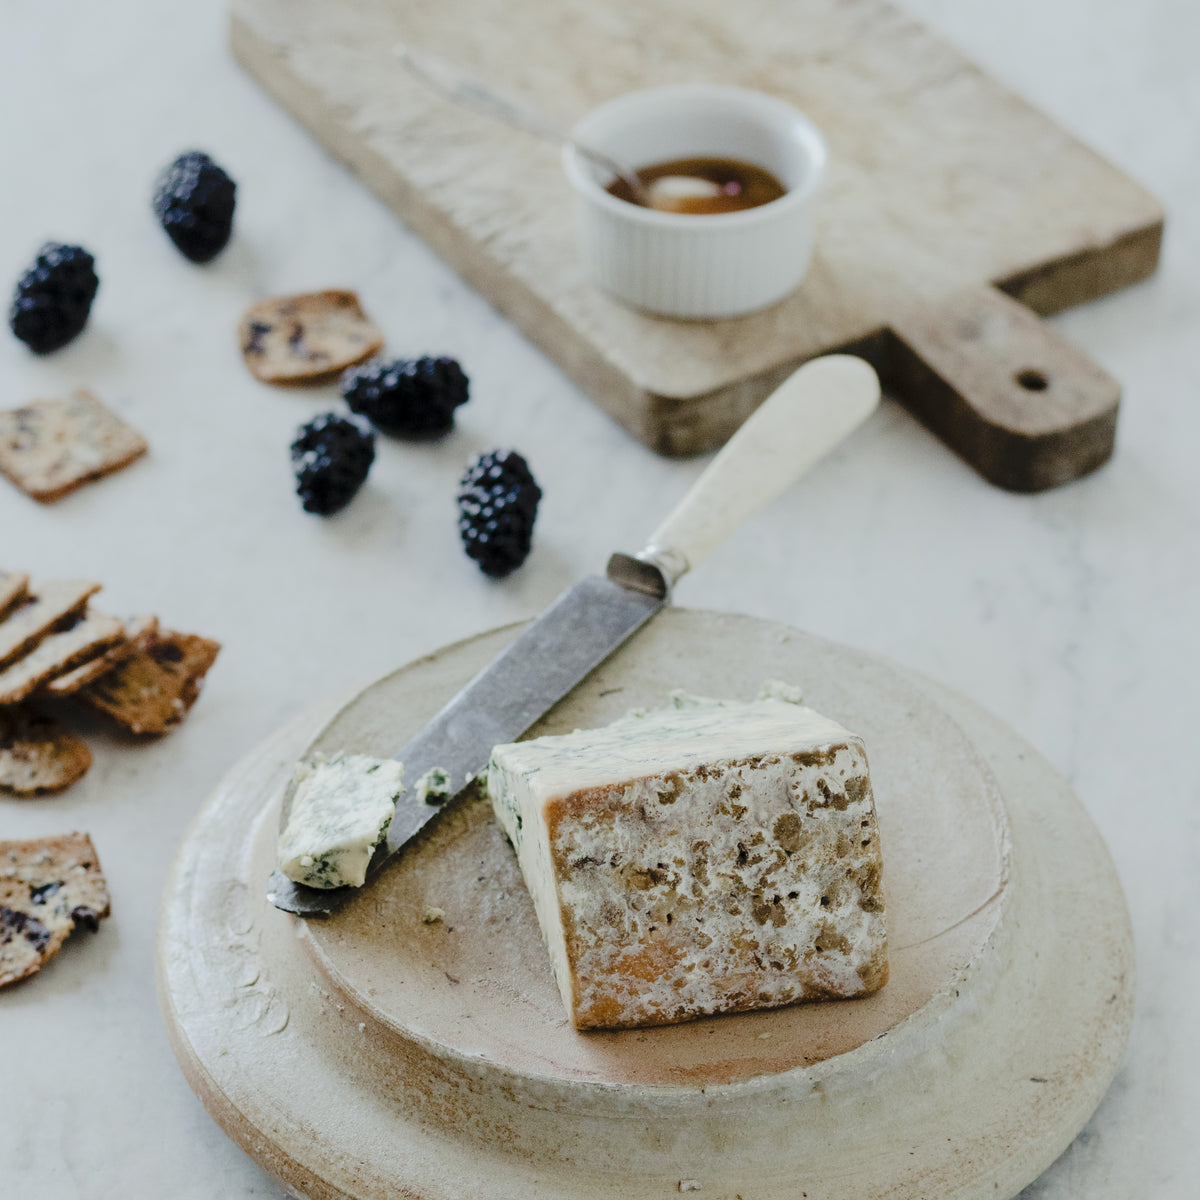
top-left (9, 243), bottom-right (99, 353)
top-left (457, 450), bottom-right (541, 577)
top-left (290, 413), bottom-right (375, 515)
top-left (29, 881), bottom-right (62, 905)
top-left (71, 906), bottom-right (102, 932)
top-left (341, 356), bottom-right (469, 437)
top-left (459, 449), bottom-right (539, 515)
top-left (152, 151), bottom-right (236, 263)
top-left (0, 905), bottom-right (51, 952)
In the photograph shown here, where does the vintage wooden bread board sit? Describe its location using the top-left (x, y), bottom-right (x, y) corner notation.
top-left (231, 0), bottom-right (1162, 491)
top-left (159, 610), bottom-right (1133, 1199)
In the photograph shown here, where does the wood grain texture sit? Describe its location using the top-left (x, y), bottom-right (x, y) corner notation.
top-left (158, 609), bottom-right (1134, 1199)
top-left (230, 0), bottom-right (1162, 488)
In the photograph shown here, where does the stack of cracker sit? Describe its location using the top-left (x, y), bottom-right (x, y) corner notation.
top-left (0, 569), bottom-right (220, 795)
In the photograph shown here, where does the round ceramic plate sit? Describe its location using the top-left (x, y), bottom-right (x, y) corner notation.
top-left (158, 609), bottom-right (1133, 1199)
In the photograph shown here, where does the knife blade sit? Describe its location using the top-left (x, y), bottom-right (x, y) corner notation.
top-left (267, 354), bottom-right (881, 916)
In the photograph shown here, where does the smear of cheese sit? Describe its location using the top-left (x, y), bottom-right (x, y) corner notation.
top-left (277, 752), bottom-right (403, 889)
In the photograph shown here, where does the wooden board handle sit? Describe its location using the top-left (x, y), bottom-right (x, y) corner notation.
top-left (883, 286), bottom-right (1120, 492)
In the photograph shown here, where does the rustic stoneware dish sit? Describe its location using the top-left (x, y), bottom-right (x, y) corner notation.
top-left (562, 84), bottom-right (828, 319)
top-left (159, 609), bottom-right (1133, 1200)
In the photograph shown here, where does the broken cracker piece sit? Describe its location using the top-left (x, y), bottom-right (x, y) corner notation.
top-left (0, 571), bottom-right (30, 619)
top-left (0, 610), bottom-right (126, 705)
top-left (44, 615), bottom-right (159, 697)
top-left (0, 833), bottom-right (111, 988)
top-left (77, 628), bottom-right (221, 735)
top-left (0, 705), bottom-right (92, 795)
top-left (0, 580), bottom-right (101, 670)
top-left (0, 390), bottom-right (148, 503)
top-left (238, 290), bottom-right (384, 384)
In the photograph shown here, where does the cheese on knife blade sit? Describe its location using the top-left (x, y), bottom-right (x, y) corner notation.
top-left (277, 753), bottom-right (403, 889)
top-left (488, 695), bottom-right (888, 1030)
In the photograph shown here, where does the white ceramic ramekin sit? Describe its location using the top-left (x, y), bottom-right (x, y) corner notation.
top-left (562, 84), bottom-right (827, 320)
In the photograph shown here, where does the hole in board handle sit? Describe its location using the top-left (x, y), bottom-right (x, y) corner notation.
top-left (1015, 369), bottom-right (1049, 392)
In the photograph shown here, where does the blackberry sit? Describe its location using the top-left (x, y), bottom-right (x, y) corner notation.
top-left (9, 243), bottom-right (99, 353)
top-left (341, 356), bottom-right (469, 437)
top-left (152, 151), bottom-right (236, 263)
top-left (290, 413), bottom-right (375, 515)
top-left (457, 449), bottom-right (541, 577)
top-left (459, 449), bottom-right (540, 517)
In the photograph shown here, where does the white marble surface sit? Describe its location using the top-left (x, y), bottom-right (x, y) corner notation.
top-left (0, 1), bottom-right (1196, 1196)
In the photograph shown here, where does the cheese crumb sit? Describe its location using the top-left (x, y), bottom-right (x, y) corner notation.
top-left (757, 678), bottom-right (803, 704)
top-left (625, 679), bottom-right (803, 720)
top-left (415, 766), bottom-right (452, 805)
top-left (423, 906), bottom-right (445, 924)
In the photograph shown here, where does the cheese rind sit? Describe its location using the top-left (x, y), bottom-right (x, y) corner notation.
top-left (277, 753), bottom-right (403, 889)
top-left (488, 698), bottom-right (887, 1030)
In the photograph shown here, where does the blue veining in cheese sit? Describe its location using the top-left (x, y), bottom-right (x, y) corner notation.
top-left (277, 752), bottom-right (403, 889)
top-left (488, 693), bottom-right (887, 1031)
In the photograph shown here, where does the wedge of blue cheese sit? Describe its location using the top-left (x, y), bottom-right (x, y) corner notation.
top-left (277, 753), bottom-right (403, 889)
top-left (488, 696), bottom-right (887, 1030)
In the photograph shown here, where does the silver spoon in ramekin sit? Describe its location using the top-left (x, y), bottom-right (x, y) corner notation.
top-left (392, 43), bottom-right (723, 212)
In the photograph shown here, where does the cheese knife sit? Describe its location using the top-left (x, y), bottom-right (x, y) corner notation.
top-left (268, 354), bottom-right (880, 916)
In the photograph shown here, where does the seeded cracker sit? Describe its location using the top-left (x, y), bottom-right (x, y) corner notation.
top-left (0, 390), bottom-right (148, 503)
top-left (44, 615), bottom-right (159, 697)
top-left (0, 611), bottom-right (126, 705)
top-left (239, 290), bottom-right (383, 384)
top-left (0, 580), bottom-right (101, 670)
top-left (0, 705), bottom-right (92, 795)
top-left (0, 833), bottom-right (110, 987)
top-left (77, 629), bottom-right (221, 735)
